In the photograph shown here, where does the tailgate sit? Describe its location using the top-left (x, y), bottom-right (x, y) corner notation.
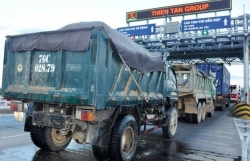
top-left (2, 50), bottom-right (94, 105)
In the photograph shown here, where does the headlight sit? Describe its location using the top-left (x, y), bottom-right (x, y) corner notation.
top-left (49, 107), bottom-right (55, 113)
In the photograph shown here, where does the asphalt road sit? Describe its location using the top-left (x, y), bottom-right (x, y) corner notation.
top-left (0, 104), bottom-right (242, 161)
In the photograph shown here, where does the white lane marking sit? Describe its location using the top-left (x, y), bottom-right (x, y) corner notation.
top-left (0, 133), bottom-right (29, 140)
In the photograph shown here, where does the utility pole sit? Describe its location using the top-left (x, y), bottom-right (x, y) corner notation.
top-left (243, 5), bottom-right (249, 103)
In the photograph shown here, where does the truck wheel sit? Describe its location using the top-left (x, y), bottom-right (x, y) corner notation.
top-left (192, 103), bottom-right (202, 124)
top-left (41, 127), bottom-right (71, 152)
top-left (162, 107), bottom-right (178, 139)
top-left (207, 111), bottom-right (214, 117)
top-left (201, 103), bottom-right (206, 121)
top-left (110, 115), bottom-right (138, 161)
top-left (30, 132), bottom-right (47, 149)
top-left (185, 113), bottom-right (192, 123)
top-left (92, 145), bottom-right (110, 161)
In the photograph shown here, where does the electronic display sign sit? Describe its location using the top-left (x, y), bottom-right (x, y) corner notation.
top-left (126, 0), bottom-right (232, 22)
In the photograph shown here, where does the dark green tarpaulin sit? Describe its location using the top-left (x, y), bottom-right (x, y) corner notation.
top-left (7, 21), bottom-right (164, 72)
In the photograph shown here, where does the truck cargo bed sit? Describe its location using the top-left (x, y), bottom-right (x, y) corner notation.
top-left (2, 22), bottom-right (176, 110)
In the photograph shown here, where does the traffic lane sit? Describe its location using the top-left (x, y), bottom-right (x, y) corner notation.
top-left (0, 105), bottom-right (241, 161)
top-left (30, 130), bottom-right (241, 161)
top-left (177, 104), bottom-right (241, 158)
top-left (0, 115), bottom-right (30, 151)
top-left (1, 115), bottom-right (182, 161)
top-left (135, 128), bottom-right (241, 161)
top-left (0, 114), bottom-right (26, 139)
top-left (0, 143), bottom-right (96, 161)
top-left (134, 104), bottom-right (241, 161)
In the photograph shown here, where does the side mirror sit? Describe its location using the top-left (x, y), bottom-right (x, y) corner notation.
top-left (213, 79), bottom-right (218, 87)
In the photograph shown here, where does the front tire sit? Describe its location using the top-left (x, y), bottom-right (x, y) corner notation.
top-left (162, 107), bottom-right (178, 139)
top-left (110, 115), bottom-right (138, 161)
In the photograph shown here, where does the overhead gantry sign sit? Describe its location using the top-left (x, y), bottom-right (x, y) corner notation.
top-left (126, 0), bottom-right (232, 22)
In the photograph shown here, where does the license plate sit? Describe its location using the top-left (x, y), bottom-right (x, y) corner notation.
top-left (14, 111), bottom-right (25, 122)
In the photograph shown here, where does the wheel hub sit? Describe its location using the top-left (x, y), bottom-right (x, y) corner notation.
top-left (170, 110), bottom-right (177, 134)
top-left (51, 128), bottom-right (68, 145)
top-left (122, 127), bottom-right (134, 155)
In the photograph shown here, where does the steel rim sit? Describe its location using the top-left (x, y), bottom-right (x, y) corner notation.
top-left (170, 109), bottom-right (178, 135)
top-left (202, 103), bottom-right (206, 120)
top-left (121, 126), bottom-right (135, 157)
top-left (198, 103), bottom-right (202, 122)
top-left (51, 128), bottom-right (69, 146)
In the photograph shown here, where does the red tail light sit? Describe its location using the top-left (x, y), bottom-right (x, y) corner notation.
top-left (230, 94), bottom-right (238, 98)
top-left (76, 110), bottom-right (95, 121)
top-left (10, 102), bottom-right (23, 112)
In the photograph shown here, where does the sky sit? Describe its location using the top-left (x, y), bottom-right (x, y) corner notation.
top-left (0, 0), bottom-right (249, 88)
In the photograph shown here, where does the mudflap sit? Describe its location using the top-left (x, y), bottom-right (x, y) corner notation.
top-left (88, 106), bottom-right (141, 147)
top-left (24, 116), bottom-right (44, 134)
top-left (164, 104), bottom-right (172, 124)
top-left (86, 107), bottom-right (119, 147)
top-left (24, 102), bottom-right (43, 134)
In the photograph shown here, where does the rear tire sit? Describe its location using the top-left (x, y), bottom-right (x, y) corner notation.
top-left (110, 115), bottom-right (138, 161)
top-left (46, 127), bottom-right (71, 151)
top-left (162, 108), bottom-right (178, 139)
top-left (92, 145), bottom-right (110, 161)
top-left (35, 127), bottom-right (71, 152)
top-left (185, 113), bottom-right (192, 123)
top-left (30, 132), bottom-right (47, 149)
top-left (207, 111), bottom-right (214, 117)
top-left (201, 102), bottom-right (206, 121)
top-left (192, 102), bottom-right (202, 124)
top-left (216, 106), bottom-right (223, 111)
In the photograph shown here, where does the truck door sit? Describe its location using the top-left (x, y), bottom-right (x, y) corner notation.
top-left (167, 67), bottom-right (178, 97)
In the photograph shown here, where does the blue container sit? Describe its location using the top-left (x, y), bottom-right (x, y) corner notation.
top-left (196, 63), bottom-right (230, 96)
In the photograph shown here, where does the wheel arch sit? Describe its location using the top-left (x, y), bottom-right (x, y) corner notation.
top-left (90, 105), bottom-right (141, 147)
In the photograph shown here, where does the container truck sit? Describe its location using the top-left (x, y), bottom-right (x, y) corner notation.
top-left (196, 63), bottom-right (230, 111)
top-left (173, 64), bottom-right (216, 124)
top-left (230, 85), bottom-right (241, 102)
top-left (2, 21), bottom-right (178, 161)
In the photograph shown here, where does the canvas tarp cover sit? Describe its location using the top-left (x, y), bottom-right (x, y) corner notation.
top-left (7, 21), bottom-right (164, 72)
